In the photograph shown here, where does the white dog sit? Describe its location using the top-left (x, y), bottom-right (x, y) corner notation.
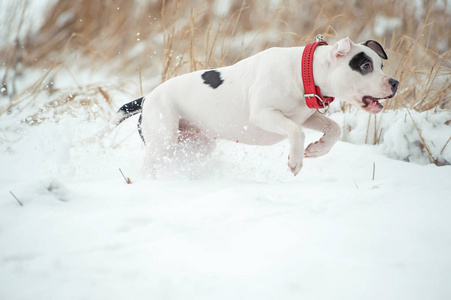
top-left (98, 37), bottom-right (398, 175)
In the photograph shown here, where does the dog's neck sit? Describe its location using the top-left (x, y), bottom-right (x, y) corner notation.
top-left (311, 45), bottom-right (334, 98)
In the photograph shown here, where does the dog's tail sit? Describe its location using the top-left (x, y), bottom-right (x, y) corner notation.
top-left (78, 97), bottom-right (145, 145)
top-left (116, 96), bottom-right (145, 124)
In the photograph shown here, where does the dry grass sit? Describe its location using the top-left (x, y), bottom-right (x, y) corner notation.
top-left (0, 1), bottom-right (450, 133)
top-left (22, 82), bottom-right (127, 125)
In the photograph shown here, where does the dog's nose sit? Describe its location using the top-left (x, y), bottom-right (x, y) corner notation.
top-left (389, 78), bottom-right (399, 94)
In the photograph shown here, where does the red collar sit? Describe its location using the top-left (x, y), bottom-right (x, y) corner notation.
top-left (301, 41), bottom-right (335, 109)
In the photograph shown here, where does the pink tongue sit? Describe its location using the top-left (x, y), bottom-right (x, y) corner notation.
top-left (367, 100), bottom-right (383, 113)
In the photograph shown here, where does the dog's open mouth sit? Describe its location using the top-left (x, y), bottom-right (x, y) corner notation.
top-left (362, 96), bottom-right (385, 114)
top-left (362, 93), bottom-right (396, 114)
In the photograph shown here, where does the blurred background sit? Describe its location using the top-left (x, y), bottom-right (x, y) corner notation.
top-left (0, 0), bottom-right (450, 163)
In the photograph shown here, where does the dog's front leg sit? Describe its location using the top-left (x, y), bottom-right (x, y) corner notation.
top-left (302, 111), bottom-right (341, 158)
top-left (250, 108), bottom-right (305, 175)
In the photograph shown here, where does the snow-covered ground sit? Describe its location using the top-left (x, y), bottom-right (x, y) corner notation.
top-left (1, 108), bottom-right (451, 299)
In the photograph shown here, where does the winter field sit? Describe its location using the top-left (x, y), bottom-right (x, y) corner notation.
top-left (1, 114), bottom-right (451, 300)
top-left (1, 0), bottom-right (451, 299)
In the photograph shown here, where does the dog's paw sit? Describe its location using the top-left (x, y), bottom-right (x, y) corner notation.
top-left (304, 140), bottom-right (331, 158)
top-left (288, 155), bottom-right (303, 176)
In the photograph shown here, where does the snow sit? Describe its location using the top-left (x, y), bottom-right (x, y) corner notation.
top-left (1, 109), bottom-right (451, 299)
top-left (341, 109), bottom-right (451, 165)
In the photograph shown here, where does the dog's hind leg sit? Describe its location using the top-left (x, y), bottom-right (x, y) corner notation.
top-left (141, 97), bottom-right (180, 173)
top-left (178, 119), bottom-right (216, 157)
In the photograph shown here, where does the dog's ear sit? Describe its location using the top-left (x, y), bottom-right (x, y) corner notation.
top-left (362, 40), bottom-right (388, 60)
top-left (331, 37), bottom-right (354, 57)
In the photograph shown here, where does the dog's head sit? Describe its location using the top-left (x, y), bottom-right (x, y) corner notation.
top-left (327, 37), bottom-right (398, 114)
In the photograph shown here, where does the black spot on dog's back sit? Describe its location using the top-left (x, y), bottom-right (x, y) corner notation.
top-left (201, 70), bottom-right (224, 89)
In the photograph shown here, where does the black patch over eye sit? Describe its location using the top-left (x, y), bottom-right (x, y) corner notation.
top-left (349, 52), bottom-right (373, 75)
top-left (201, 70), bottom-right (224, 89)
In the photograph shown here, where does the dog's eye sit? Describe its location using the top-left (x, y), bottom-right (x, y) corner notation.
top-left (360, 62), bottom-right (373, 75)
top-left (362, 63), bottom-right (371, 70)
